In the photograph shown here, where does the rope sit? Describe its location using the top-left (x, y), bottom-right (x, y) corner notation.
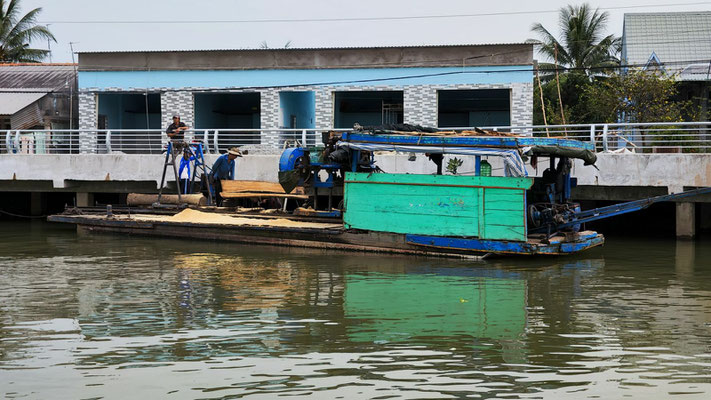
top-left (0, 209), bottom-right (48, 219)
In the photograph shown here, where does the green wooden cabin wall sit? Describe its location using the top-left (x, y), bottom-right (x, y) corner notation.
top-left (343, 172), bottom-right (533, 241)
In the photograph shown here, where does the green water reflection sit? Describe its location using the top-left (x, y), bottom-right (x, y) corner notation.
top-left (344, 274), bottom-right (526, 342)
top-left (1, 222), bottom-right (711, 399)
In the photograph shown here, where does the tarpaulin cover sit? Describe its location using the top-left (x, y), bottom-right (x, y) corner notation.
top-left (528, 145), bottom-right (597, 165)
top-left (354, 123), bottom-right (439, 134)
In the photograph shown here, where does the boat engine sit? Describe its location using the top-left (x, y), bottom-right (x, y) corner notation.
top-left (528, 202), bottom-right (582, 232)
top-left (278, 132), bottom-right (372, 214)
top-left (278, 147), bottom-right (312, 193)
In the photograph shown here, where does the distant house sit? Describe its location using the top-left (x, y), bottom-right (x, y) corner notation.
top-left (622, 12), bottom-right (711, 120)
top-left (0, 64), bottom-right (77, 131)
top-left (76, 44), bottom-right (534, 153)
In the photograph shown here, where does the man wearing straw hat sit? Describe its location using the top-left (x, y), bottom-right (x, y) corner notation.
top-left (209, 147), bottom-right (242, 206)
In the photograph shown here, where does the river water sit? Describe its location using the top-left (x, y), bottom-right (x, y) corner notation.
top-left (1, 221), bottom-right (711, 399)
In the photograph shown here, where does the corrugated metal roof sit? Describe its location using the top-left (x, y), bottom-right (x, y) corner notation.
top-left (0, 92), bottom-right (46, 115)
top-left (10, 100), bottom-right (42, 129)
top-left (679, 63), bottom-right (711, 81)
top-left (0, 64), bottom-right (76, 91)
top-left (77, 42), bottom-right (530, 54)
top-left (622, 11), bottom-right (711, 77)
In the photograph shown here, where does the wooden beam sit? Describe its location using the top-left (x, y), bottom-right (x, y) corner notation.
top-left (220, 192), bottom-right (309, 200)
top-left (221, 180), bottom-right (305, 195)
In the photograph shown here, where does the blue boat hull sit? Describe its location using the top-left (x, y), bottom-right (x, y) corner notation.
top-left (406, 231), bottom-right (604, 256)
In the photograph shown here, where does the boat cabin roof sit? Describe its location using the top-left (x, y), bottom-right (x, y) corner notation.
top-left (339, 132), bottom-right (597, 166)
top-left (340, 132), bottom-right (595, 152)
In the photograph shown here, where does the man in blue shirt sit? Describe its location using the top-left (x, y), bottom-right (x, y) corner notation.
top-left (210, 147), bottom-right (241, 205)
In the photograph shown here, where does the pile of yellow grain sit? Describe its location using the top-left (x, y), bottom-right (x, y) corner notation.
top-left (160, 208), bottom-right (340, 229)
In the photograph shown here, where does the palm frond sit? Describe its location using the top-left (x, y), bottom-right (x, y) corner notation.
top-left (530, 2), bottom-right (619, 74)
top-left (7, 7), bottom-right (54, 43)
top-left (0, 0), bottom-right (55, 62)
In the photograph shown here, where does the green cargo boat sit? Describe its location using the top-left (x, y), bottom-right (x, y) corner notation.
top-left (49, 128), bottom-right (711, 257)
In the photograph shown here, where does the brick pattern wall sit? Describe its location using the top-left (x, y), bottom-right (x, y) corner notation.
top-left (310, 83), bottom-right (533, 130)
top-left (404, 86), bottom-right (438, 126)
top-left (260, 88), bottom-right (279, 146)
top-left (161, 91), bottom-right (194, 127)
top-left (77, 82), bottom-right (534, 152)
top-left (314, 88), bottom-right (333, 130)
top-left (78, 92), bottom-right (96, 130)
top-left (78, 91), bottom-right (97, 153)
top-left (510, 82), bottom-right (534, 129)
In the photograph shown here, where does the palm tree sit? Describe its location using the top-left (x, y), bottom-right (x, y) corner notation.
top-left (531, 3), bottom-right (620, 75)
top-left (0, 0), bottom-right (55, 63)
top-left (260, 40), bottom-right (292, 49)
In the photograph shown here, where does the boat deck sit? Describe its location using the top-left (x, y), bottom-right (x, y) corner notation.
top-left (48, 208), bottom-right (604, 258)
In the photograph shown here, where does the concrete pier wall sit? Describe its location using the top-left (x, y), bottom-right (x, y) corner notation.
top-left (3, 153), bottom-right (711, 190)
top-left (2, 153), bottom-right (710, 237)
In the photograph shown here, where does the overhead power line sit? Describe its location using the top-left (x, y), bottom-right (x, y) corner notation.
top-left (74, 55), bottom-right (711, 73)
top-left (38, 2), bottom-right (711, 24)
top-left (101, 59), bottom-right (707, 92)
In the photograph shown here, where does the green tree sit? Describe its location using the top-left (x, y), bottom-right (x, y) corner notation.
top-left (0, 0), bottom-right (55, 62)
top-left (531, 3), bottom-right (620, 75)
top-left (530, 3), bottom-right (621, 126)
top-left (534, 72), bottom-right (593, 125)
top-left (584, 71), bottom-right (698, 123)
top-left (584, 71), bottom-right (702, 151)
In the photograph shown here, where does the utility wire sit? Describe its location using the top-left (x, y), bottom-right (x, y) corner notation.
top-left (73, 57), bottom-right (711, 76)
top-left (19, 53), bottom-right (708, 93)
top-left (38, 2), bottom-right (711, 24)
top-left (176, 59), bottom-right (711, 92)
top-left (16, 56), bottom-right (709, 95)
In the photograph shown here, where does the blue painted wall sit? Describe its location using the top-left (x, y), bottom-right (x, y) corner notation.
top-left (279, 91), bottom-right (315, 129)
top-left (79, 66), bottom-right (532, 90)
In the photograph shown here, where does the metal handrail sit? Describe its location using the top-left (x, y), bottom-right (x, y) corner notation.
top-left (2, 123), bottom-right (711, 154)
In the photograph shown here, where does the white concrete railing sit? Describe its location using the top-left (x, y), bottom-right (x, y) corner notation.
top-left (1, 128), bottom-right (323, 155)
top-left (475, 122), bottom-right (711, 154)
top-left (2, 122), bottom-right (711, 155)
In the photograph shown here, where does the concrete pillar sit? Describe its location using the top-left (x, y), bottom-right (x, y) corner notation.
top-left (314, 87), bottom-right (334, 130)
top-left (76, 192), bottom-right (94, 207)
top-left (259, 88), bottom-right (280, 147)
top-left (676, 202), bottom-right (696, 239)
top-left (161, 91), bottom-right (194, 147)
top-left (29, 192), bottom-right (43, 216)
top-left (510, 82), bottom-right (534, 131)
top-left (403, 85), bottom-right (437, 126)
top-left (78, 92), bottom-right (98, 153)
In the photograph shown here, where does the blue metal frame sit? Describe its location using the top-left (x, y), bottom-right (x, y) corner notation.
top-left (531, 186), bottom-right (711, 233)
top-left (177, 142), bottom-right (208, 194)
top-left (312, 163), bottom-right (341, 188)
top-left (350, 150), bottom-right (360, 172)
top-left (340, 132), bottom-right (595, 151)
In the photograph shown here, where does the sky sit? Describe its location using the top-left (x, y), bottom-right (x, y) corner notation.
top-left (19, 0), bottom-right (711, 63)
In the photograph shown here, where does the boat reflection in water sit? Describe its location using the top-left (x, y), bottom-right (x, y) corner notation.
top-left (72, 249), bottom-right (603, 366)
top-left (4, 225), bottom-right (711, 399)
top-left (344, 272), bottom-right (526, 343)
